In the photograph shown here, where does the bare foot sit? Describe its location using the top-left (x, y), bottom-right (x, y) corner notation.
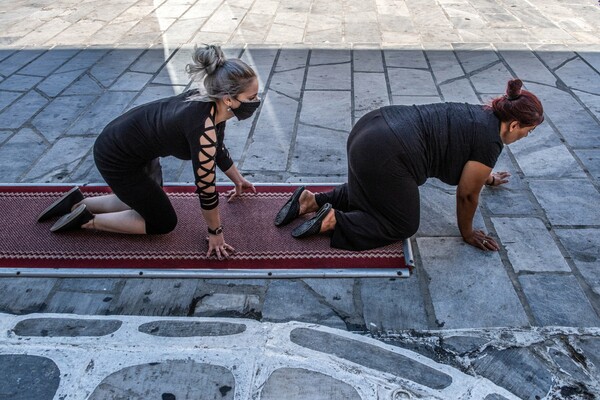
top-left (320, 209), bottom-right (336, 232)
top-left (81, 216), bottom-right (95, 230)
top-left (299, 190), bottom-right (319, 215)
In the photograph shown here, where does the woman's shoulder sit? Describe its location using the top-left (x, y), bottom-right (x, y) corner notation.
top-left (468, 104), bottom-right (499, 128)
top-left (436, 102), bottom-right (482, 113)
top-left (178, 91), bottom-right (216, 112)
top-left (133, 89), bottom-right (209, 110)
top-left (438, 102), bottom-right (497, 125)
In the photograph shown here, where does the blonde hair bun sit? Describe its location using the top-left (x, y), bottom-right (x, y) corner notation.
top-left (186, 44), bottom-right (226, 81)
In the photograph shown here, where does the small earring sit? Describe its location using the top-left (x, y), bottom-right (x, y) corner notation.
top-left (227, 107), bottom-right (231, 112)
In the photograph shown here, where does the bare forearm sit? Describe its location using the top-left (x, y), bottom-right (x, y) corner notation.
top-left (456, 193), bottom-right (479, 239)
top-left (201, 207), bottom-right (221, 230)
top-left (455, 161), bottom-right (500, 251)
top-left (224, 164), bottom-right (243, 185)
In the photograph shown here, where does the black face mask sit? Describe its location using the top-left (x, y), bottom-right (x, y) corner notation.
top-left (232, 98), bottom-right (260, 121)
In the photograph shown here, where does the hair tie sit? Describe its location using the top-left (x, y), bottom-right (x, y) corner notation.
top-left (505, 94), bottom-right (521, 101)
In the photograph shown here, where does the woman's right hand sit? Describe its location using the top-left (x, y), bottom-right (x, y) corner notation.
top-left (206, 233), bottom-right (235, 260)
top-left (463, 229), bottom-right (500, 251)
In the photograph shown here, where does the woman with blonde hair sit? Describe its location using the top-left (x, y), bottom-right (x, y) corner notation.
top-left (38, 44), bottom-right (259, 260)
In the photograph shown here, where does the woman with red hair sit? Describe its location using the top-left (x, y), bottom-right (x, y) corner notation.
top-left (275, 79), bottom-right (543, 251)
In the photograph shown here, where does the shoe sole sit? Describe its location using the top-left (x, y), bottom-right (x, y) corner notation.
top-left (37, 186), bottom-right (81, 222)
top-left (274, 186), bottom-right (305, 226)
top-left (50, 204), bottom-right (86, 232)
top-left (292, 203), bottom-right (332, 238)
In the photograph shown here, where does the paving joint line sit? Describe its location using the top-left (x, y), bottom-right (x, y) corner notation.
top-left (410, 238), bottom-right (439, 331)
top-left (282, 48), bottom-right (310, 173)
top-left (268, 88), bottom-right (299, 102)
top-left (422, 48), bottom-right (445, 102)
top-left (297, 121), bottom-right (348, 134)
top-left (381, 48), bottom-right (393, 107)
top-left (237, 46), bottom-right (280, 170)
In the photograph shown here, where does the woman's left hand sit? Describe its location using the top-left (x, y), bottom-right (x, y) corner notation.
top-left (463, 229), bottom-right (500, 251)
top-left (226, 177), bottom-right (257, 202)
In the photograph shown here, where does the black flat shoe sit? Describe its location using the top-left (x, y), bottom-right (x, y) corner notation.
top-left (291, 203), bottom-right (333, 239)
top-left (274, 185), bottom-right (305, 227)
top-left (37, 186), bottom-right (84, 222)
top-left (50, 204), bottom-right (94, 233)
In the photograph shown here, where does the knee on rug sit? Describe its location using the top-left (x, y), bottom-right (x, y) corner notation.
top-left (145, 213), bottom-right (178, 234)
top-left (390, 219), bottom-right (419, 241)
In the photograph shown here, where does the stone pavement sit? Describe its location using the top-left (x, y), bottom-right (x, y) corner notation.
top-left (1, 0), bottom-right (600, 399)
top-left (1, 313), bottom-right (599, 399)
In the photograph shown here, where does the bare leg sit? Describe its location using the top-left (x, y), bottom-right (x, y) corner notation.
top-left (320, 209), bottom-right (337, 233)
top-left (82, 209), bottom-right (146, 234)
top-left (299, 190), bottom-right (336, 232)
top-left (76, 195), bottom-right (131, 214)
top-left (299, 190), bottom-right (319, 215)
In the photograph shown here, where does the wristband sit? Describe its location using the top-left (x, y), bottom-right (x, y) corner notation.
top-left (486, 176), bottom-right (496, 186)
top-left (208, 225), bottom-right (223, 235)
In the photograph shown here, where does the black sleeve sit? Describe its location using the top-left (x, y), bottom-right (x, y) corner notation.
top-left (469, 122), bottom-right (503, 169)
top-left (191, 113), bottom-right (219, 210)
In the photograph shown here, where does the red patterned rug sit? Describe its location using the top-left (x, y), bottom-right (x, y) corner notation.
top-left (0, 186), bottom-right (410, 272)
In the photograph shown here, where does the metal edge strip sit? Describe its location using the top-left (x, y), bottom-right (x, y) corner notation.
top-left (0, 268), bottom-right (410, 279)
top-left (403, 237), bottom-right (415, 268)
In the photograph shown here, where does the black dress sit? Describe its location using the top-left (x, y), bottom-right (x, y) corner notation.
top-left (93, 90), bottom-right (233, 234)
top-left (315, 103), bottom-right (503, 251)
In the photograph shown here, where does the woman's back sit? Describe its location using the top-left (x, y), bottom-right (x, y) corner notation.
top-left (99, 90), bottom-right (215, 163)
top-left (380, 102), bottom-right (503, 185)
